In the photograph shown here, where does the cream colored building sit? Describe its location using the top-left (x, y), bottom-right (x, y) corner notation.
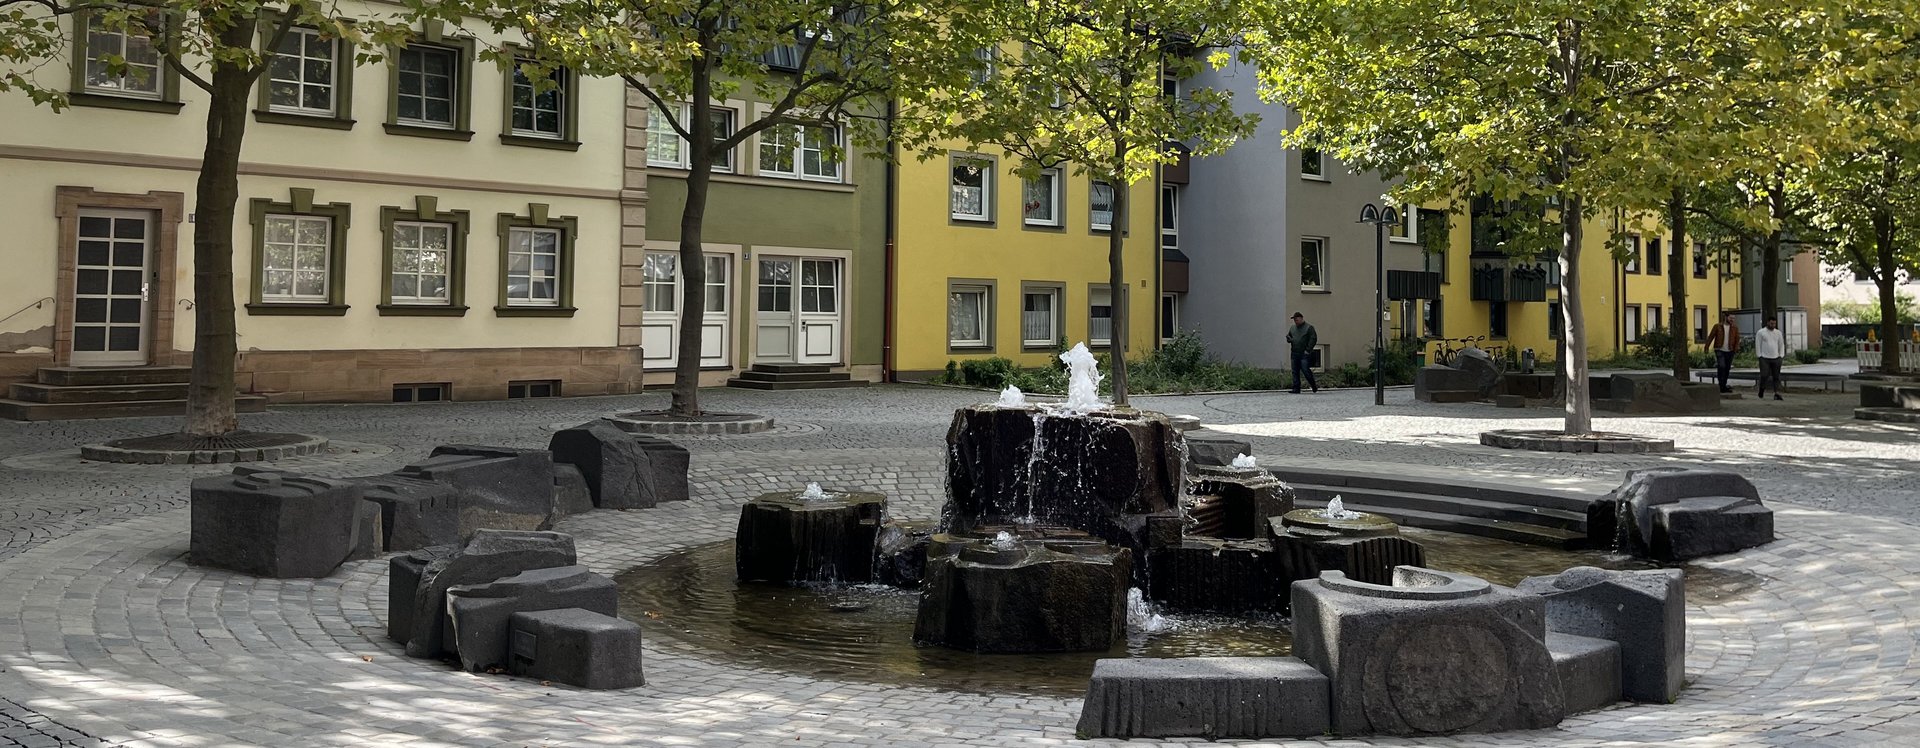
top-left (0, 8), bottom-right (651, 406)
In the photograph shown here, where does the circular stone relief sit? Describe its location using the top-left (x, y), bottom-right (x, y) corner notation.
top-left (1384, 624), bottom-right (1510, 733)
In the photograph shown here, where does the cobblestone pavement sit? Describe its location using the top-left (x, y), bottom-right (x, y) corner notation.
top-left (2, 384), bottom-right (1918, 747)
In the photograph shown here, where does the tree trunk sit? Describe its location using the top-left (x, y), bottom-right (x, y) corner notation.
top-left (668, 66), bottom-right (714, 417)
top-left (1875, 203), bottom-right (1901, 376)
top-left (1107, 172), bottom-right (1130, 406)
top-left (1561, 192), bottom-right (1591, 435)
top-left (1667, 188), bottom-right (1690, 380)
top-left (1760, 177), bottom-right (1786, 322)
top-left (184, 17), bottom-right (257, 438)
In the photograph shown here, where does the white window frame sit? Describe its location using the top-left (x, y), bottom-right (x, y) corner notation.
top-left (645, 104), bottom-right (737, 173)
top-left (267, 27), bottom-right (337, 116)
top-left (1300, 236), bottom-right (1328, 291)
top-left (261, 214), bottom-right (333, 303)
top-left (83, 14), bottom-right (162, 99)
top-left (950, 155), bottom-right (993, 223)
top-left (1023, 169), bottom-right (1062, 227)
top-left (949, 285), bottom-right (990, 348)
top-left (388, 220), bottom-right (454, 305)
top-left (1300, 148), bottom-right (1327, 180)
top-left (1388, 203), bottom-right (1418, 243)
top-left (510, 61), bottom-right (567, 139)
top-left (647, 106), bottom-right (684, 167)
top-left (506, 226), bottom-right (562, 307)
top-left (1625, 305), bottom-right (1642, 343)
top-left (395, 45), bottom-right (458, 128)
top-left (1090, 181), bottom-right (1116, 232)
top-left (1624, 234), bottom-right (1642, 273)
top-left (970, 47), bottom-right (995, 86)
top-left (1783, 256), bottom-right (1795, 283)
top-left (1160, 184), bottom-right (1179, 249)
top-left (1021, 288), bottom-right (1059, 348)
top-left (1159, 292), bottom-right (1180, 343)
top-left (1090, 286), bottom-right (1114, 346)
top-left (758, 120), bottom-right (842, 182)
top-left (642, 252), bottom-right (677, 312)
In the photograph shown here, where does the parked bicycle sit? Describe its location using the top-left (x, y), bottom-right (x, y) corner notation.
top-left (1429, 336), bottom-right (1500, 369)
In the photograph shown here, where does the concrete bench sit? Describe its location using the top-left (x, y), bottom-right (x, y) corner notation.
top-left (1691, 370), bottom-right (1849, 392)
top-left (1077, 656), bottom-right (1329, 739)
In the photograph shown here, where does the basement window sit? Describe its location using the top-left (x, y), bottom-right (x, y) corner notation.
top-left (508, 380), bottom-right (561, 399)
top-left (393, 382), bottom-right (450, 403)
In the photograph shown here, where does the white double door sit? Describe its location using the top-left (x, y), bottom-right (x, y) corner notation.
top-left (754, 256), bottom-right (842, 365)
top-left (640, 252), bottom-right (732, 369)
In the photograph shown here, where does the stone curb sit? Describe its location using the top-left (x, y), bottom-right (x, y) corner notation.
top-left (1479, 429), bottom-right (1674, 454)
top-left (77, 434), bottom-right (332, 465)
top-left (605, 412), bottom-right (775, 435)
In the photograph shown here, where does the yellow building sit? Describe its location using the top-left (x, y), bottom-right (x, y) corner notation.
top-left (0, 6), bottom-right (643, 413)
top-left (1419, 204), bottom-right (1741, 364)
top-left (889, 146), bottom-right (1159, 376)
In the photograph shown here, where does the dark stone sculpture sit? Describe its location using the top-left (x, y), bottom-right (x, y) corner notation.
top-left (1415, 365), bottom-right (1483, 403)
top-left (402, 529), bottom-right (577, 658)
top-left (1145, 538), bottom-right (1285, 613)
top-left (1077, 657), bottom-right (1330, 739)
top-left (1271, 509), bottom-right (1426, 587)
top-left (873, 520), bottom-right (934, 588)
top-left (399, 445), bottom-right (558, 535)
top-left (1546, 632), bottom-right (1624, 715)
top-left (1184, 435), bottom-right (1253, 469)
top-left (1599, 373), bottom-right (1713, 414)
top-left (944, 405), bottom-right (1182, 545)
top-left (347, 499), bottom-right (383, 561)
top-left (508, 608), bottom-right (646, 690)
top-left (631, 435), bottom-right (691, 504)
top-left (1454, 347), bottom-right (1502, 398)
top-left (549, 421), bottom-right (659, 509)
top-left (1291, 567), bottom-right (1564, 736)
top-left (352, 474), bottom-right (462, 551)
top-left (552, 464), bottom-right (594, 519)
top-left (1588, 467), bottom-right (1773, 561)
top-left (915, 535), bottom-right (1131, 653)
top-left (388, 545), bottom-right (456, 644)
top-left (735, 489), bottom-right (887, 584)
top-left (1518, 566), bottom-right (1685, 703)
top-left (189, 469), bottom-right (363, 578)
top-left (446, 565), bottom-right (620, 673)
top-left (1186, 466), bottom-right (1294, 540)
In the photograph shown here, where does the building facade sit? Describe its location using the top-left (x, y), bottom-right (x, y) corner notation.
top-left (0, 9), bottom-right (640, 404)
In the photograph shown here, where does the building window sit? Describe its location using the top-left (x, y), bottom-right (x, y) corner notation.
top-left (495, 211), bottom-right (577, 316)
top-left (1159, 292), bottom-right (1181, 343)
top-left (642, 253), bottom-right (676, 312)
top-left (1489, 302), bottom-right (1508, 339)
top-left (1023, 169), bottom-right (1062, 227)
top-left (1423, 299), bottom-right (1443, 338)
top-left (508, 380), bottom-right (560, 399)
top-left (1783, 256), bottom-right (1795, 283)
top-left (1388, 203), bottom-right (1417, 243)
top-left (1625, 305), bottom-right (1641, 343)
top-left (510, 61), bottom-right (566, 138)
top-left (647, 106), bottom-right (682, 166)
top-left (393, 382), bottom-right (450, 403)
top-left (1693, 306), bottom-right (1709, 343)
top-left (1022, 288), bottom-right (1058, 348)
top-left (1160, 185), bottom-right (1179, 249)
top-left (1090, 181), bottom-right (1115, 231)
top-left (704, 255), bottom-right (729, 313)
top-left (1648, 305), bottom-right (1663, 335)
top-left (760, 123), bottom-right (841, 181)
top-left (1300, 237), bottom-right (1327, 291)
top-left (1693, 241), bottom-right (1709, 278)
top-left (248, 196), bottom-right (350, 314)
top-left (1549, 301), bottom-right (1563, 339)
top-left (388, 221), bottom-right (454, 304)
top-left (82, 13), bottom-right (162, 98)
top-left (1647, 237), bottom-right (1663, 275)
top-left (949, 284), bottom-right (990, 348)
top-left (800, 259), bottom-right (837, 313)
top-left (1160, 73), bottom-right (1178, 101)
top-left (1623, 234), bottom-right (1641, 273)
top-left (1090, 287), bottom-right (1114, 346)
top-left (1301, 148), bottom-right (1325, 179)
top-left (969, 47), bottom-right (995, 86)
top-left (950, 156), bottom-right (992, 222)
top-left (265, 27), bottom-right (341, 117)
top-left (395, 46), bottom-right (458, 128)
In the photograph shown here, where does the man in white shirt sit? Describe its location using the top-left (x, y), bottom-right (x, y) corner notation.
top-left (1754, 317), bottom-right (1786, 401)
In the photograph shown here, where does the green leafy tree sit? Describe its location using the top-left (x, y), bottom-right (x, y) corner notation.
top-left (894, 0), bottom-right (1259, 405)
top-left (2, 1), bottom-right (406, 437)
top-left (1813, 145), bottom-right (1920, 370)
top-left (412, 0), bottom-right (966, 417)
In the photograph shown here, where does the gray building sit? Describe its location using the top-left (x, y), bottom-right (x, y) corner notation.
top-left (1172, 60), bottom-right (1430, 370)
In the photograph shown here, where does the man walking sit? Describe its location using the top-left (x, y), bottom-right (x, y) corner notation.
top-left (1705, 312), bottom-right (1741, 393)
top-left (1755, 316), bottom-right (1785, 401)
top-left (1286, 312), bottom-right (1319, 394)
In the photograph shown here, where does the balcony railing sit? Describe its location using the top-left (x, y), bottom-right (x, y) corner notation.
top-left (1387, 270), bottom-right (1441, 300)
top-left (1470, 262), bottom-right (1506, 301)
top-left (1509, 263), bottom-right (1549, 302)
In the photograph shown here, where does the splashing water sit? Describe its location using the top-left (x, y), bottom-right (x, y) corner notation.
top-left (996, 385), bottom-right (1028, 408)
top-left (798, 482), bottom-right (832, 501)
top-left (1230, 453), bottom-right (1258, 470)
top-left (1320, 495), bottom-right (1362, 520)
top-left (1127, 588), bottom-right (1169, 634)
top-left (1057, 342), bottom-right (1105, 415)
top-left (990, 531), bottom-right (1019, 551)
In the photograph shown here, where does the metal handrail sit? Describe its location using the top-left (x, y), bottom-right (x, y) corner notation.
top-left (0, 297), bottom-right (53, 327)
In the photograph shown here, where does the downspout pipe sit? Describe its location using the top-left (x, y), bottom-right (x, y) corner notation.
top-left (882, 96), bottom-right (899, 383)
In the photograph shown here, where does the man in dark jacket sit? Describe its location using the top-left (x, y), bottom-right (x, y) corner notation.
top-left (1705, 313), bottom-right (1741, 393)
top-left (1286, 312), bottom-right (1319, 394)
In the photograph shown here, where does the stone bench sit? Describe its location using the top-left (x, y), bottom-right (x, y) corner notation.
top-left (507, 608), bottom-right (646, 690)
top-left (1077, 656), bottom-right (1329, 739)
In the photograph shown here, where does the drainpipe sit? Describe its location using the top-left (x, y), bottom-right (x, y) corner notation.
top-left (882, 97), bottom-right (898, 383)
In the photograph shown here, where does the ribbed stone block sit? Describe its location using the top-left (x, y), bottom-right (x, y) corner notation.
top-left (1077, 657), bottom-right (1330, 739)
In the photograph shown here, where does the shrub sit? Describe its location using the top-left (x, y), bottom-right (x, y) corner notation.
top-left (1634, 326), bottom-right (1677, 361)
top-left (958, 357), bottom-right (1017, 388)
top-left (941, 360), bottom-right (959, 384)
top-left (1792, 349), bottom-right (1823, 364)
top-left (1820, 336), bottom-right (1859, 358)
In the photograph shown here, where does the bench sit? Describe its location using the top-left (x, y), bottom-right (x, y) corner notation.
top-left (1690, 370), bottom-right (1849, 392)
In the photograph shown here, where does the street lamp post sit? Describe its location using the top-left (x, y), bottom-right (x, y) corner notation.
top-left (1358, 204), bottom-right (1400, 406)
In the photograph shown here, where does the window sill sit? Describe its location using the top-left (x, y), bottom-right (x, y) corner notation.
top-left (67, 92), bottom-right (183, 114)
top-left (384, 123), bottom-right (474, 141)
top-left (253, 110), bottom-right (355, 130)
top-left (247, 302), bottom-right (350, 316)
top-left (950, 216), bottom-right (994, 226)
top-left (499, 134), bottom-right (581, 151)
top-left (648, 167), bottom-right (857, 193)
top-left (1021, 343), bottom-right (1059, 352)
top-left (948, 344), bottom-right (994, 354)
top-left (1300, 287), bottom-right (1331, 294)
top-left (379, 303), bottom-right (469, 317)
top-left (1300, 174), bottom-right (1331, 182)
top-left (1389, 236), bottom-right (1419, 245)
top-left (1022, 221), bottom-right (1065, 232)
top-left (495, 305), bottom-right (578, 318)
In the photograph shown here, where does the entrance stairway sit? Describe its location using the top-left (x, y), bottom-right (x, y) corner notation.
top-left (0, 366), bottom-right (267, 421)
top-left (1271, 465), bottom-right (1597, 548)
top-left (726, 363), bottom-right (870, 391)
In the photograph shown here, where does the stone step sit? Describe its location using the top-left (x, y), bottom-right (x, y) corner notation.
top-left (1270, 466), bottom-right (1595, 513)
top-left (1860, 383), bottom-right (1920, 410)
top-left (750, 363), bottom-right (834, 375)
top-left (725, 377), bottom-right (869, 391)
top-left (36, 365), bottom-right (192, 386)
top-left (0, 395), bottom-right (267, 421)
top-left (735, 370), bottom-right (852, 383)
top-left (1289, 483), bottom-right (1589, 533)
top-left (9, 381), bottom-right (190, 404)
top-left (1855, 407), bottom-right (1920, 424)
top-left (1292, 497), bottom-right (1586, 549)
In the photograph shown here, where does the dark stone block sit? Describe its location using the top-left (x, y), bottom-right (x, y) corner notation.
top-left (1454, 348), bottom-right (1502, 397)
top-left (632, 435), bottom-right (691, 504)
top-left (403, 529), bottom-right (577, 658)
top-left (1415, 366), bottom-right (1482, 403)
top-left (1185, 435), bottom-right (1253, 468)
top-left (1606, 373), bottom-right (1696, 414)
top-left (915, 537), bottom-right (1131, 653)
top-left (1501, 372), bottom-right (1556, 399)
top-left (189, 469), bottom-right (363, 578)
top-left (1186, 467), bottom-right (1294, 540)
top-left (1291, 567), bottom-right (1563, 736)
top-left (1860, 382), bottom-right (1920, 410)
top-left (1145, 538), bottom-right (1286, 613)
top-left (1271, 511), bottom-right (1425, 590)
top-left (347, 499), bottom-right (383, 561)
top-left (873, 520), bottom-right (934, 588)
top-left (1596, 468), bottom-right (1772, 561)
top-left (388, 545), bottom-right (456, 644)
top-left (1077, 657), bottom-right (1330, 739)
top-left (1519, 566), bottom-right (1684, 703)
top-left (549, 421), bottom-right (657, 509)
top-left (944, 406), bottom-right (1182, 545)
top-left (352, 474), bottom-right (462, 552)
top-left (402, 445), bottom-right (557, 535)
top-left (1495, 394), bottom-right (1527, 408)
top-left (508, 608), bottom-right (645, 690)
top-left (446, 565), bottom-right (619, 673)
top-left (1547, 632), bottom-right (1623, 714)
top-left (552, 464), bottom-right (594, 519)
top-left (736, 489), bottom-right (887, 584)
top-left (1681, 382), bottom-right (1722, 411)
top-left (1655, 498), bottom-right (1774, 561)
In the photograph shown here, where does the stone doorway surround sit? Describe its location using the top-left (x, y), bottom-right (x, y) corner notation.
top-left (51, 186), bottom-right (184, 367)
